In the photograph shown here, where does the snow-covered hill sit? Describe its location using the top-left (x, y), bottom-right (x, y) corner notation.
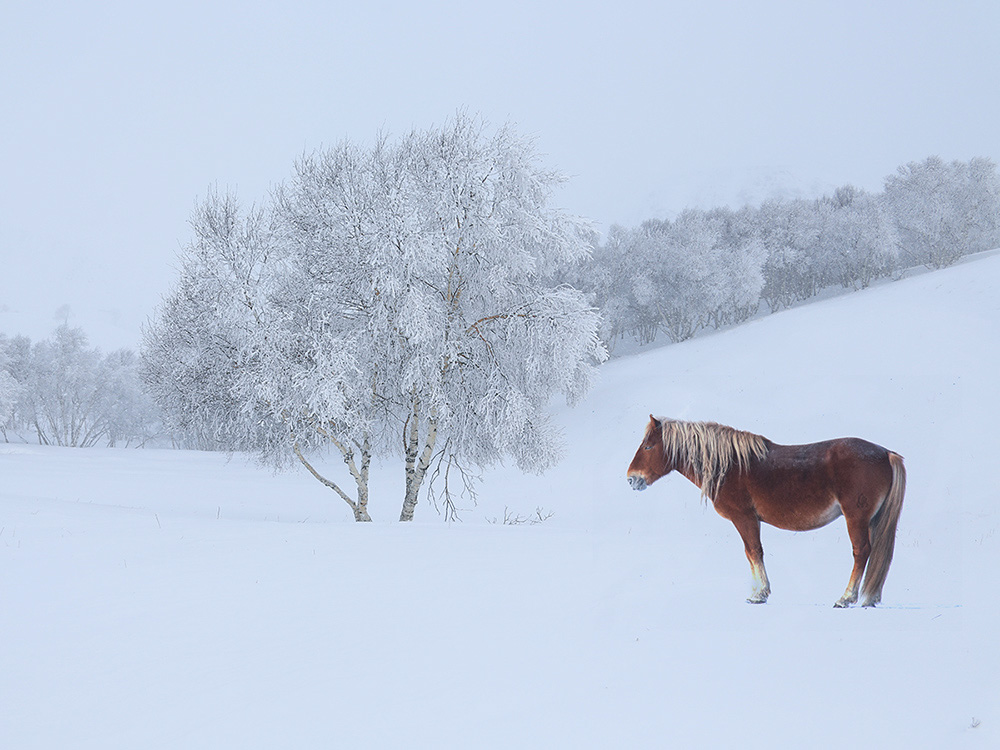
top-left (2, 252), bottom-right (998, 748)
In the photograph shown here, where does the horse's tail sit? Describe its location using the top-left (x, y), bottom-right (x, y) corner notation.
top-left (861, 451), bottom-right (906, 606)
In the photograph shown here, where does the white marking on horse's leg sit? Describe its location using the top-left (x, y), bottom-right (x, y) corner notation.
top-left (834, 576), bottom-right (861, 608)
top-left (747, 560), bottom-right (770, 604)
top-left (835, 514), bottom-right (871, 608)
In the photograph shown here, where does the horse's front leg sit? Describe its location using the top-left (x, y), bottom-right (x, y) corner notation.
top-left (730, 513), bottom-right (770, 604)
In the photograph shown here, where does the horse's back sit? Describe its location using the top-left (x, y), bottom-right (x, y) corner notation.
top-left (740, 437), bottom-right (894, 531)
top-left (764, 437), bottom-right (892, 476)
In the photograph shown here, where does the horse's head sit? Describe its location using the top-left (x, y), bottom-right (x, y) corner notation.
top-left (627, 414), bottom-right (671, 491)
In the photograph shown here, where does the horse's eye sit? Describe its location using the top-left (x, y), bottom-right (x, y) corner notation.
top-left (644, 443), bottom-right (653, 451)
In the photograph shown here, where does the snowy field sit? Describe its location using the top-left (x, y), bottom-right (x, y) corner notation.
top-left (2, 252), bottom-right (999, 748)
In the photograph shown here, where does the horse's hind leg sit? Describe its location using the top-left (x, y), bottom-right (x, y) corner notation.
top-left (835, 513), bottom-right (872, 608)
top-left (730, 514), bottom-right (770, 604)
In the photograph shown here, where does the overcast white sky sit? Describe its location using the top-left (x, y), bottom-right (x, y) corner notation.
top-left (2, 0), bottom-right (998, 349)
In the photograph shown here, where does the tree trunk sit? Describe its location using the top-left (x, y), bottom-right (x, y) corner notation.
top-left (399, 401), bottom-right (437, 522)
top-left (293, 442), bottom-right (372, 522)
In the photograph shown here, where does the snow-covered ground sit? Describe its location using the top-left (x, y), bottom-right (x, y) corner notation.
top-left (2, 252), bottom-right (998, 748)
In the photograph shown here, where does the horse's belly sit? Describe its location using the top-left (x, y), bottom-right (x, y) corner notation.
top-left (800, 500), bottom-right (843, 530)
top-left (756, 493), bottom-right (843, 532)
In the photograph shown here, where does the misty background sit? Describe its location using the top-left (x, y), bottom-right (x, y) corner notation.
top-left (2, 1), bottom-right (999, 350)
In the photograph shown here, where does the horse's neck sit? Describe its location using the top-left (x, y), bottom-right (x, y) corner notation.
top-left (676, 463), bottom-right (704, 492)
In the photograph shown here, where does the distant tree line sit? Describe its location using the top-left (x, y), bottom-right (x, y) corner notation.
top-left (0, 325), bottom-right (161, 447)
top-left (564, 156), bottom-right (1000, 350)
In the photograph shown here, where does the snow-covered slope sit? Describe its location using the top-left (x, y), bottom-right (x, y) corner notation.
top-left (2, 252), bottom-right (998, 748)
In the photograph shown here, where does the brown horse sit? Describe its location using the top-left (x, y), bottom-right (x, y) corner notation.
top-left (627, 416), bottom-right (906, 607)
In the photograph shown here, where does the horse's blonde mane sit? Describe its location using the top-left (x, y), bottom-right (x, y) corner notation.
top-left (657, 418), bottom-right (769, 501)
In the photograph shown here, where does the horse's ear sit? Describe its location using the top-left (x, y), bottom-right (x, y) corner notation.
top-left (649, 414), bottom-right (661, 428)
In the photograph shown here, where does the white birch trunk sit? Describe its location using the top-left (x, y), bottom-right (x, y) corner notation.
top-left (399, 401), bottom-right (437, 522)
top-left (293, 441), bottom-right (372, 522)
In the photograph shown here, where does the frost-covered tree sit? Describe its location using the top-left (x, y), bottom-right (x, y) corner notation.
top-left (0, 334), bottom-right (31, 440)
top-left (604, 219), bottom-right (707, 344)
top-left (0, 369), bottom-right (16, 437)
top-left (25, 325), bottom-right (108, 446)
top-left (758, 199), bottom-right (825, 311)
top-left (652, 210), bottom-right (729, 341)
top-left (581, 209), bottom-right (763, 347)
top-left (280, 117), bottom-right (606, 521)
top-left (962, 157), bottom-right (1000, 253)
top-left (100, 348), bottom-right (162, 447)
top-left (883, 156), bottom-right (1000, 269)
top-left (140, 194), bottom-right (367, 508)
top-left (142, 227), bottom-right (276, 453)
top-left (144, 114), bottom-right (605, 522)
top-left (0, 325), bottom-right (157, 447)
top-left (566, 224), bottom-right (637, 348)
top-left (700, 207), bottom-right (765, 329)
top-left (0, 336), bottom-right (22, 440)
top-left (814, 186), bottom-right (900, 290)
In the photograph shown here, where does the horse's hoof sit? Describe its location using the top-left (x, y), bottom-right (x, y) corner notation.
top-left (833, 600), bottom-right (851, 608)
top-left (746, 596), bottom-right (768, 604)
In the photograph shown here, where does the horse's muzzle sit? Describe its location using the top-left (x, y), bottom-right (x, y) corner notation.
top-left (628, 475), bottom-right (648, 491)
